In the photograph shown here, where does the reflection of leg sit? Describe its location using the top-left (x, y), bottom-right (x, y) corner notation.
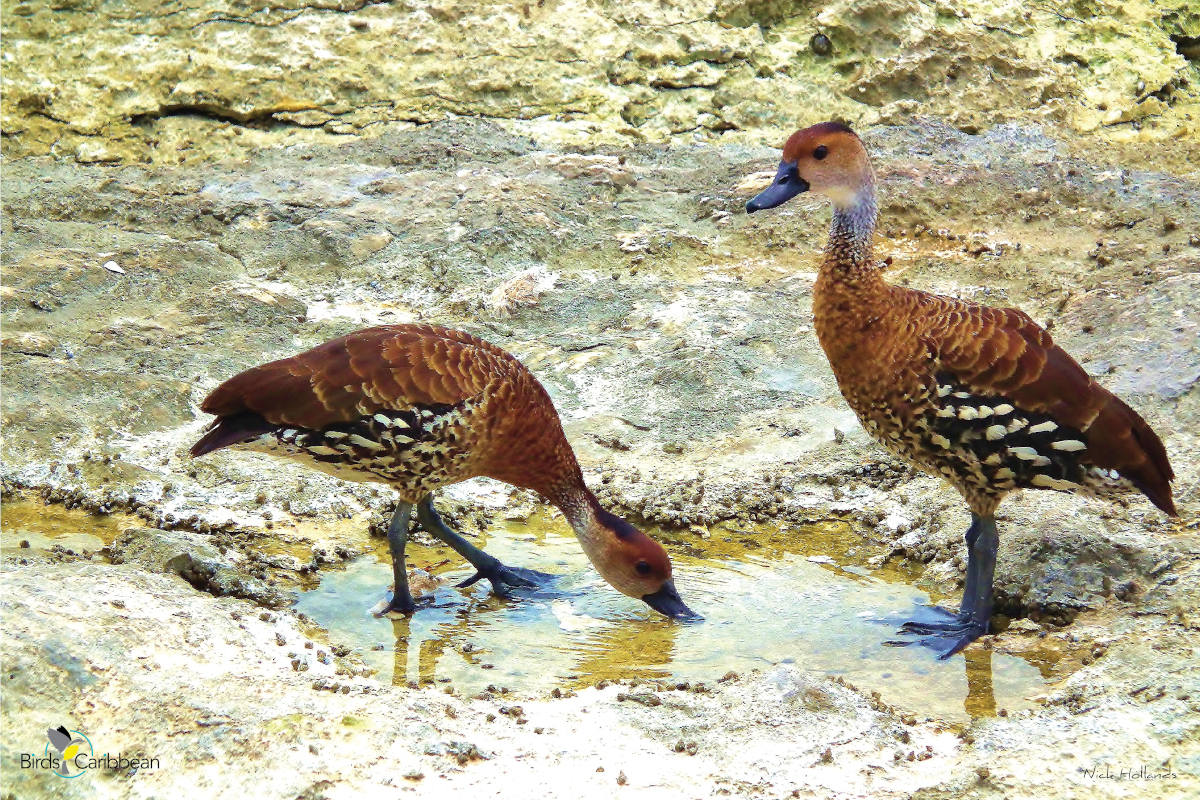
top-left (415, 494), bottom-right (540, 595)
top-left (376, 502), bottom-right (416, 615)
top-left (963, 647), bottom-right (997, 718)
top-left (894, 515), bottom-right (998, 659)
top-left (389, 616), bottom-right (412, 687)
top-left (419, 637), bottom-right (446, 687)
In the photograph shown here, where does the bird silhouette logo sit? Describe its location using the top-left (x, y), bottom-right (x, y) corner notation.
top-left (45, 725), bottom-right (92, 777)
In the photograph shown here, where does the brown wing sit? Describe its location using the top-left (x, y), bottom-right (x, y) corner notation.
top-left (930, 300), bottom-right (1176, 515)
top-left (199, 324), bottom-right (516, 428)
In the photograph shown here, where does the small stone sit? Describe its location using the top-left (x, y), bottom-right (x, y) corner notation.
top-left (810, 33), bottom-right (833, 56)
top-left (617, 771), bottom-right (628, 786)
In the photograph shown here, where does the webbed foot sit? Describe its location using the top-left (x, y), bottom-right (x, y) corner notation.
top-left (457, 564), bottom-right (548, 596)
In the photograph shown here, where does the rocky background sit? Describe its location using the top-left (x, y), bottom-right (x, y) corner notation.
top-left (3, 1), bottom-right (1199, 798)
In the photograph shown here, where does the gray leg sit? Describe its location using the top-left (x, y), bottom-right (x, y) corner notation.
top-left (415, 495), bottom-right (541, 596)
top-left (892, 515), bottom-right (999, 659)
top-left (957, 514), bottom-right (984, 620)
top-left (375, 502), bottom-right (416, 615)
top-left (966, 517), bottom-right (999, 630)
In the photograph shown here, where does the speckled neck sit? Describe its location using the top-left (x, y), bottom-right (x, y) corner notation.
top-left (552, 484), bottom-right (598, 537)
top-left (824, 178), bottom-right (878, 279)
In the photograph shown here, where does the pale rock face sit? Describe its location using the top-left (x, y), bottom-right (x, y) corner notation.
top-left (2, 0), bottom-right (1195, 165)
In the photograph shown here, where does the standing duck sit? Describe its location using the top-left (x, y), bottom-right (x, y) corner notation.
top-left (746, 122), bottom-right (1176, 657)
top-left (190, 323), bottom-right (698, 621)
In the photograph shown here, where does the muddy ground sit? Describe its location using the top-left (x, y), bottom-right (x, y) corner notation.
top-left (3, 1), bottom-right (1200, 798)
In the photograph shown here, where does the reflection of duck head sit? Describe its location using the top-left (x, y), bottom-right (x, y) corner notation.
top-left (572, 617), bottom-right (682, 687)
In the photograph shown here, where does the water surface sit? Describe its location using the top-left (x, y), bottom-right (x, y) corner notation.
top-left (297, 512), bottom-right (1053, 721)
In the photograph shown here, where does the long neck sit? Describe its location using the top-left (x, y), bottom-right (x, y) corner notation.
top-left (813, 178), bottom-right (889, 369)
top-left (822, 178), bottom-right (879, 283)
top-left (549, 482), bottom-right (604, 548)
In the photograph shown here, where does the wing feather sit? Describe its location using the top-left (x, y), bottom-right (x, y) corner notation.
top-left (929, 302), bottom-right (1175, 515)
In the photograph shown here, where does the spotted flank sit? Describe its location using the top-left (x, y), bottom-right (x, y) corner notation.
top-left (245, 402), bottom-right (477, 496)
top-left (872, 373), bottom-right (1137, 507)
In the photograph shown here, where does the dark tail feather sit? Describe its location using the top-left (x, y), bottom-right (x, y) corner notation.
top-left (1117, 399), bottom-right (1176, 517)
top-left (190, 412), bottom-right (279, 458)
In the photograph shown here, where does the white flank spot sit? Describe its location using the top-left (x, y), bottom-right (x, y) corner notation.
top-left (1031, 474), bottom-right (1080, 491)
top-left (937, 407), bottom-right (955, 418)
top-left (1051, 439), bottom-right (1086, 451)
top-left (937, 385), bottom-right (952, 398)
top-left (373, 414), bottom-right (392, 426)
top-left (349, 434), bottom-right (383, 450)
top-left (307, 446), bottom-right (339, 456)
top-left (1008, 446), bottom-right (1041, 460)
top-left (994, 468), bottom-right (1015, 479)
top-left (993, 404), bottom-right (1014, 415)
top-left (985, 425), bottom-right (1007, 441)
top-left (1028, 421), bottom-right (1058, 434)
top-left (393, 435), bottom-right (415, 444)
top-left (984, 453), bottom-right (1002, 465)
top-left (954, 391), bottom-right (972, 399)
top-left (1008, 419), bottom-right (1028, 432)
top-left (977, 406), bottom-right (993, 418)
top-left (324, 430), bottom-right (348, 439)
top-left (958, 406), bottom-right (979, 420)
top-left (931, 434), bottom-right (952, 449)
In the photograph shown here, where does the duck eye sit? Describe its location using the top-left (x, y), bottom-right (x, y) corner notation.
top-left (636, 560), bottom-right (652, 575)
top-left (814, 145), bottom-right (828, 160)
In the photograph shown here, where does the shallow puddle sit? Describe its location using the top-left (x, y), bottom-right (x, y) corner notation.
top-left (0, 498), bottom-right (135, 557)
top-left (1, 497), bottom-right (1058, 721)
top-left (297, 510), bottom-right (1054, 721)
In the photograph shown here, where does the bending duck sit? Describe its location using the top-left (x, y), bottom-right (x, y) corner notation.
top-left (191, 323), bottom-right (698, 621)
top-left (746, 122), bottom-right (1176, 657)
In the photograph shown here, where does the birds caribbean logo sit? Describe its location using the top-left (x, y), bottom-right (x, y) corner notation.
top-left (46, 725), bottom-right (93, 778)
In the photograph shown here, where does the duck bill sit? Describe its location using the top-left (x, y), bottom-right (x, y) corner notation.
top-left (745, 161), bottom-right (809, 213)
top-left (642, 579), bottom-right (702, 622)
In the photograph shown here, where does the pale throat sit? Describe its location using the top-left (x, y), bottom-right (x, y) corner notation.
top-left (826, 179), bottom-right (879, 268)
top-left (552, 484), bottom-right (601, 542)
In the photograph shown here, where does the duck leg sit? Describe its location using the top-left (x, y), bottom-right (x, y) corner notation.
top-left (893, 514), bottom-right (998, 659)
top-left (415, 495), bottom-right (543, 597)
top-left (376, 501), bottom-right (418, 616)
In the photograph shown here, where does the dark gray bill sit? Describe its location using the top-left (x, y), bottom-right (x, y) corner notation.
top-left (746, 160), bottom-right (809, 213)
top-left (642, 578), bottom-right (702, 622)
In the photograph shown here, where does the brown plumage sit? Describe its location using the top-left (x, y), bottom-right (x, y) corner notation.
top-left (191, 323), bottom-right (698, 621)
top-left (747, 122), bottom-right (1175, 657)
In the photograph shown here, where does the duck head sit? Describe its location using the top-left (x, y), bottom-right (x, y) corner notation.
top-left (746, 121), bottom-right (872, 213)
top-left (580, 506), bottom-right (702, 621)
